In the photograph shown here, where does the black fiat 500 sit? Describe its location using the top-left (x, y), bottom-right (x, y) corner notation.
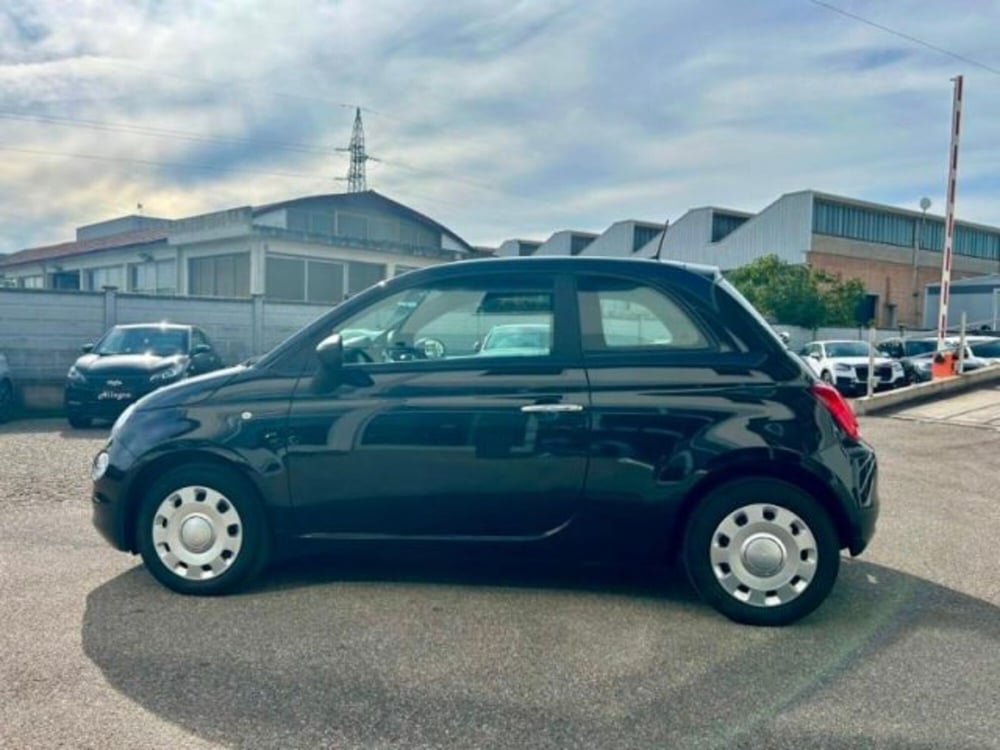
top-left (90, 257), bottom-right (877, 626)
top-left (65, 323), bottom-right (223, 428)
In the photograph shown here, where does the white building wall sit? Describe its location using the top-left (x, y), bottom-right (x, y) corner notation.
top-left (635, 208), bottom-right (713, 259)
top-left (579, 221), bottom-right (636, 257)
top-left (709, 191), bottom-right (814, 269)
top-left (535, 231), bottom-right (574, 256)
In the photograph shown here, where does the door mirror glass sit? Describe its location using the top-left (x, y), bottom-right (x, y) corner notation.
top-left (316, 334), bottom-right (344, 372)
top-left (191, 343), bottom-right (212, 356)
top-left (82, 343), bottom-right (94, 354)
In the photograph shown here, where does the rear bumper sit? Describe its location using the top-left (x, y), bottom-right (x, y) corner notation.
top-left (841, 441), bottom-right (879, 556)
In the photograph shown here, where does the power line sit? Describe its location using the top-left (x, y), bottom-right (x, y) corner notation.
top-left (0, 144), bottom-right (334, 182)
top-left (0, 110), bottom-right (333, 156)
top-left (807, 0), bottom-right (1000, 76)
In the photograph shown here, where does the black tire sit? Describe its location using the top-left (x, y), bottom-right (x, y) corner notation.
top-left (68, 414), bottom-right (92, 429)
top-left (0, 379), bottom-right (13, 423)
top-left (682, 478), bottom-right (840, 626)
top-left (137, 462), bottom-right (271, 595)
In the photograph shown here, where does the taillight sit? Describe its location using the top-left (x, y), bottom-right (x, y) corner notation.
top-left (810, 382), bottom-right (860, 441)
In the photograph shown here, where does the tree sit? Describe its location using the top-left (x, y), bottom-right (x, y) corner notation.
top-left (726, 255), bottom-right (867, 329)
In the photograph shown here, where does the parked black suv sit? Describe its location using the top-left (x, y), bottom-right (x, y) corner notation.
top-left (66, 323), bottom-right (223, 427)
top-left (90, 258), bottom-right (877, 626)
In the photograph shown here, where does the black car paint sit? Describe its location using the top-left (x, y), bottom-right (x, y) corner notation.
top-left (92, 258), bottom-right (877, 568)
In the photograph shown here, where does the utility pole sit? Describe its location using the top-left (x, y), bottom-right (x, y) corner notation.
top-left (910, 197), bottom-right (931, 327)
top-left (337, 108), bottom-right (371, 193)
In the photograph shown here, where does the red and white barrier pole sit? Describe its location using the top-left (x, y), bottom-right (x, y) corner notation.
top-left (937, 75), bottom-right (964, 347)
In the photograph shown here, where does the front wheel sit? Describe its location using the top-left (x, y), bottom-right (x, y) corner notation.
top-left (67, 413), bottom-right (91, 429)
top-left (137, 463), bottom-right (270, 595)
top-left (683, 478), bottom-right (840, 626)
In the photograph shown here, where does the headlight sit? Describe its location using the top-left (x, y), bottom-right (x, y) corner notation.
top-left (91, 451), bottom-right (110, 481)
top-left (67, 365), bottom-right (87, 383)
top-left (150, 362), bottom-right (184, 383)
top-left (891, 362), bottom-right (903, 372)
top-left (834, 363), bottom-right (854, 372)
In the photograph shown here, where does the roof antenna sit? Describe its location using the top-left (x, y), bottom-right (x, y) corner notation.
top-left (652, 217), bottom-right (669, 260)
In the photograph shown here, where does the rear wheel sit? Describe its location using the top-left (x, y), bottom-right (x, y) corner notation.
top-left (137, 463), bottom-right (270, 595)
top-left (683, 478), bottom-right (840, 626)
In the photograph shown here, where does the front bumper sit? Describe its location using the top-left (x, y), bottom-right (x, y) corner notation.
top-left (91, 438), bottom-right (140, 551)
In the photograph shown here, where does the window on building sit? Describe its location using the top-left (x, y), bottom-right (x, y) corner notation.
top-left (20, 275), bottom-right (44, 289)
top-left (632, 226), bottom-right (662, 252)
top-left (265, 255), bottom-right (346, 303)
top-left (188, 253), bottom-right (250, 298)
top-left (266, 256), bottom-right (306, 301)
top-left (578, 276), bottom-right (710, 351)
top-left (711, 214), bottom-right (749, 243)
top-left (85, 266), bottom-right (123, 291)
top-left (307, 260), bottom-right (345, 303)
top-left (338, 213), bottom-right (369, 240)
top-left (570, 235), bottom-right (594, 256)
top-left (129, 259), bottom-right (177, 295)
top-left (347, 261), bottom-right (386, 295)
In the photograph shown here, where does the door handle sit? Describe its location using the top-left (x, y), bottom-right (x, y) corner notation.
top-left (520, 403), bottom-right (585, 413)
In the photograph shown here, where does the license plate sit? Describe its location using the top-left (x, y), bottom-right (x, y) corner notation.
top-left (98, 391), bottom-right (132, 401)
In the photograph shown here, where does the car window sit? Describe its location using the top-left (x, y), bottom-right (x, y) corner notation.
top-left (969, 339), bottom-right (1000, 358)
top-left (332, 276), bottom-right (555, 364)
top-left (95, 327), bottom-right (189, 356)
top-left (578, 276), bottom-right (710, 352)
top-left (825, 341), bottom-right (872, 357)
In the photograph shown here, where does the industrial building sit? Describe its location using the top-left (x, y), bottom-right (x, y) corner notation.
top-left (490, 190), bottom-right (1000, 327)
top-left (924, 274), bottom-right (1000, 331)
top-left (0, 191), bottom-right (473, 302)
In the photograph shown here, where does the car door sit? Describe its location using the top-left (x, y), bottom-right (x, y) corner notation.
top-left (575, 273), bottom-right (757, 558)
top-left (283, 272), bottom-right (590, 540)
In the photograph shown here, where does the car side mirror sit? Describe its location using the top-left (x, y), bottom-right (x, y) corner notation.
top-left (809, 352), bottom-right (820, 360)
top-left (191, 344), bottom-right (212, 357)
top-left (82, 343), bottom-right (94, 354)
top-left (472, 340), bottom-right (481, 353)
top-left (316, 334), bottom-right (344, 372)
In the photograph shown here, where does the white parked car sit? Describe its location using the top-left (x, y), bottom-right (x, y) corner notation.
top-left (0, 352), bottom-right (13, 422)
top-left (799, 340), bottom-right (906, 395)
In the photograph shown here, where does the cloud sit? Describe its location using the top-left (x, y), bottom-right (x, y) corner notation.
top-left (0, 0), bottom-right (998, 254)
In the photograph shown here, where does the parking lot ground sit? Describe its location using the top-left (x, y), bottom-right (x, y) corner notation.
top-left (1, 414), bottom-right (999, 750)
top-left (891, 384), bottom-right (1000, 430)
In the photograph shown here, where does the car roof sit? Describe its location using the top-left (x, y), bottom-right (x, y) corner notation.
top-left (114, 323), bottom-right (191, 331)
top-left (415, 255), bottom-right (722, 281)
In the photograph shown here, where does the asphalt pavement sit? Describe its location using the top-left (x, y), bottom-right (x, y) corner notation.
top-left (1, 410), bottom-right (998, 749)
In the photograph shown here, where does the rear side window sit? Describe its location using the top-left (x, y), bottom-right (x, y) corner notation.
top-left (578, 276), bottom-right (711, 352)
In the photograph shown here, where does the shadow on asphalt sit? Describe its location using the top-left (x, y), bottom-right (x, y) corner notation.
top-left (81, 557), bottom-right (1000, 748)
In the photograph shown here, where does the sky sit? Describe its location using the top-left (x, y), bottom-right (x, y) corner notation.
top-left (1, 0), bottom-right (998, 253)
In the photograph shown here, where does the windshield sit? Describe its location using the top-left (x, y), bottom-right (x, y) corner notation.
top-left (95, 327), bottom-right (189, 356)
top-left (903, 340), bottom-right (938, 356)
top-left (825, 342), bottom-right (873, 357)
top-left (969, 339), bottom-right (1000, 358)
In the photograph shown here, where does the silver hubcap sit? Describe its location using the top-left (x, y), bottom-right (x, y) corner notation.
top-left (710, 503), bottom-right (817, 607)
top-left (152, 486), bottom-right (243, 581)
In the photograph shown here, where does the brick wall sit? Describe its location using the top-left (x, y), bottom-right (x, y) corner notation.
top-left (808, 235), bottom-right (997, 327)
